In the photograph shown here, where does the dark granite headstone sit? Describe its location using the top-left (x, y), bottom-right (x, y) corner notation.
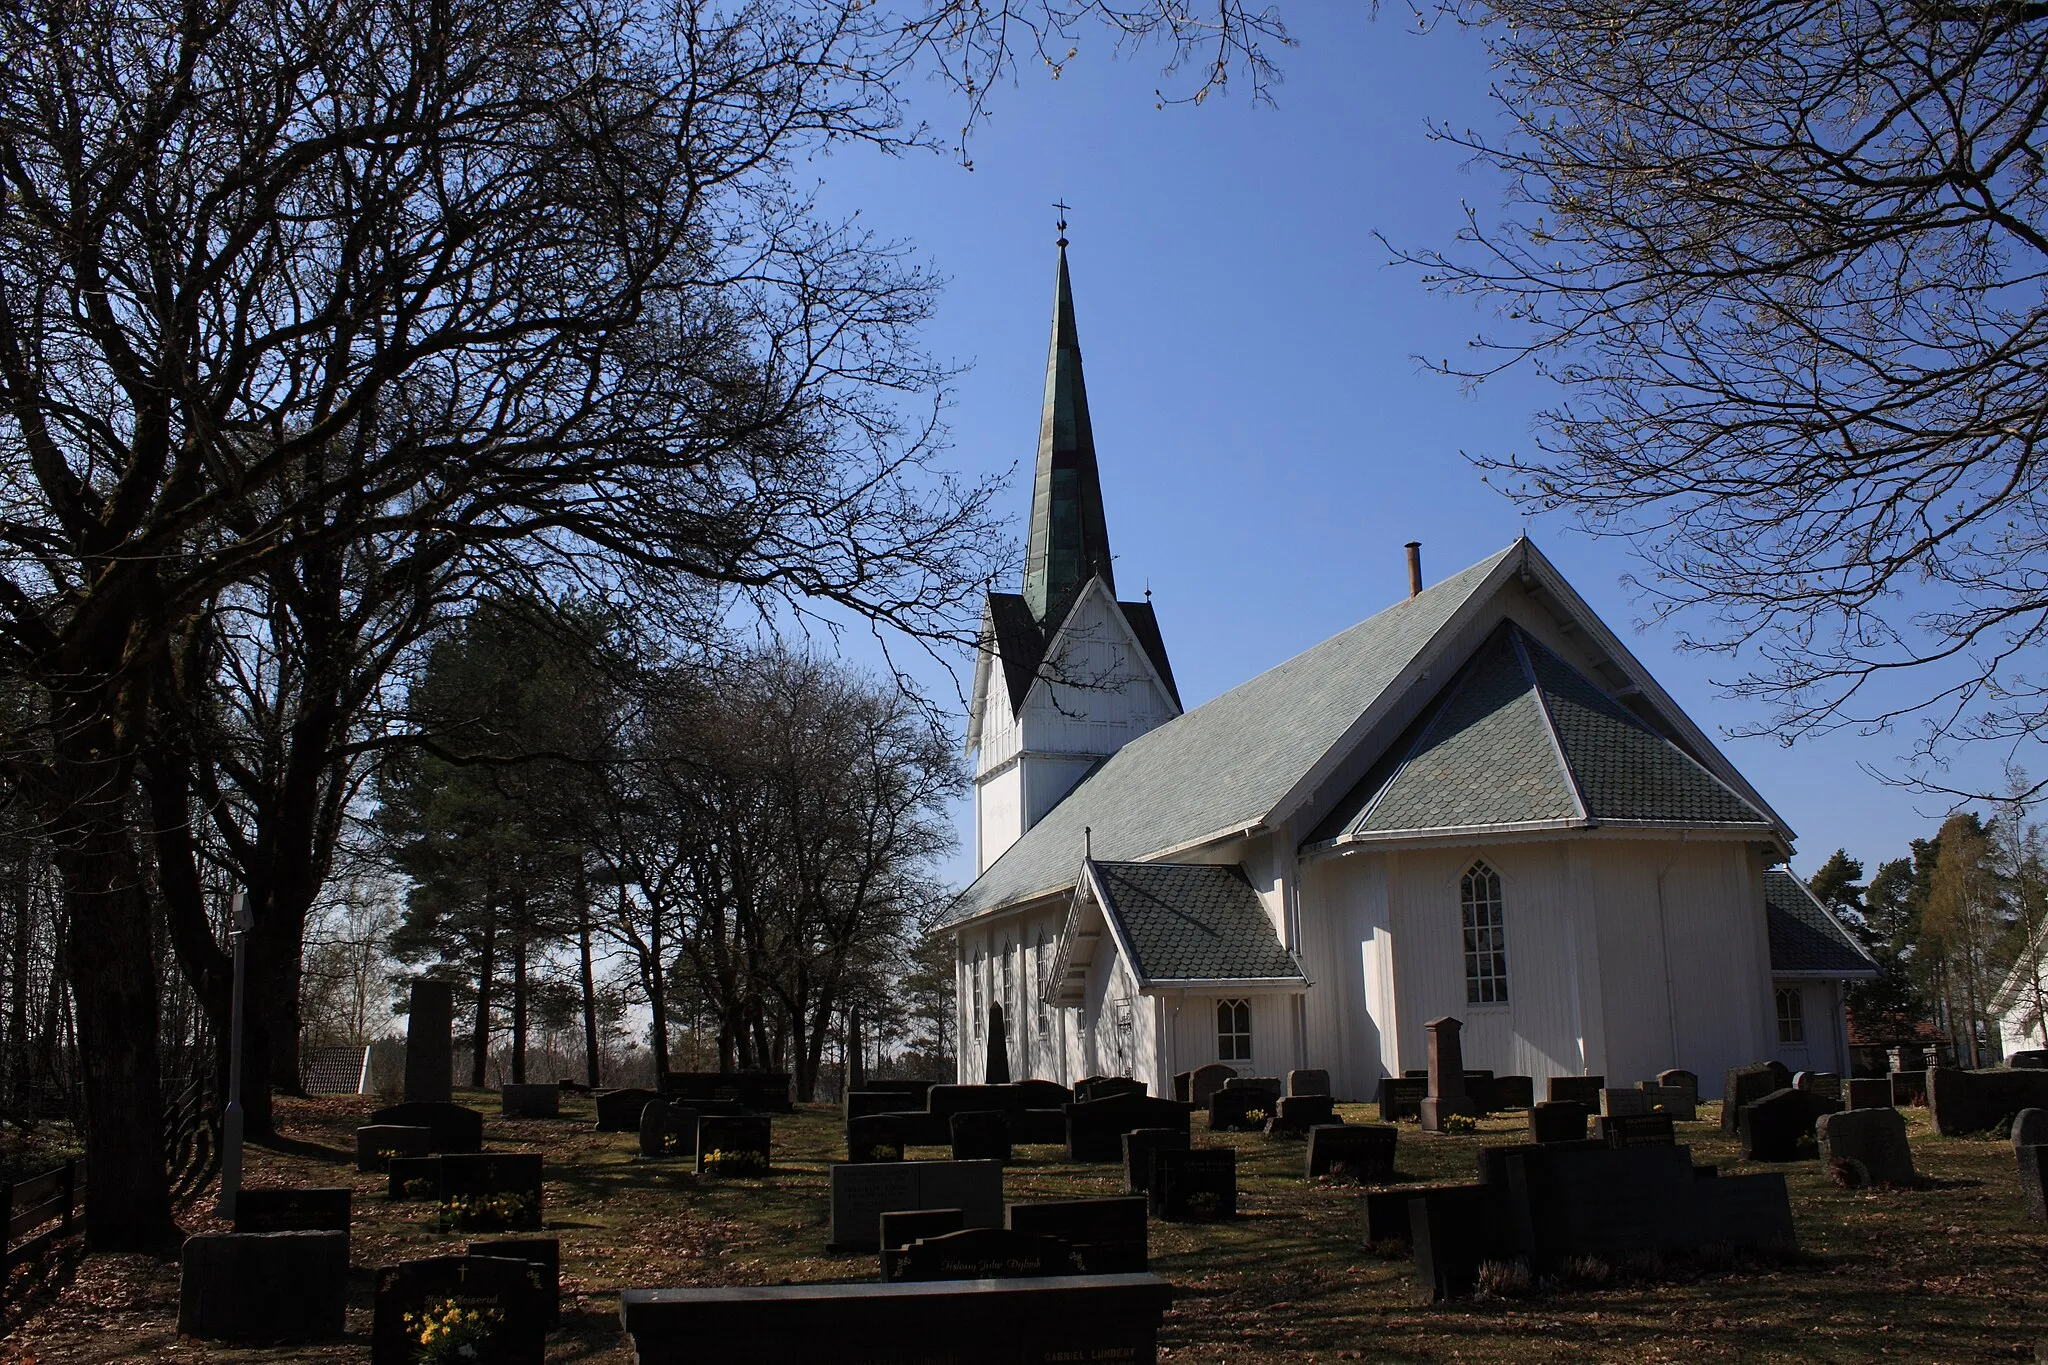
top-left (1267, 1093), bottom-right (1337, 1136)
top-left (1655, 1069), bottom-right (1700, 1106)
top-left (387, 1155), bottom-right (440, 1200)
top-left (1008, 1196), bottom-right (1149, 1273)
top-left (1150, 1147), bottom-right (1236, 1221)
top-left (984, 1003), bottom-right (1012, 1085)
top-left (178, 1231), bottom-right (347, 1342)
top-left (1222, 1075), bottom-right (1283, 1096)
top-left (1477, 1075), bottom-right (1535, 1112)
top-left (1846, 1077), bottom-right (1894, 1111)
top-left (436, 1152), bottom-right (545, 1232)
top-left (949, 1110), bottom-right (1012, 1163)
top-left (2019, 1143), bottom-right (2048, 1221)
top-left (2015, 1108), bottom-right (2048, 1157)
top-left (1010, 1079), bottom-right (1074, 1110)
top-left (1305, 1123), bottom-right (1396, 1181)
top-left (1207, 1086), bottom-right (1277, 1133)
top-left (619, 1275), bottom-right (1176, 1365)
top-left (403, 979), bottom-right (454, 1104)
top-left (1120, 1127), bottom-right (1190, 1195)
top-left (1408, 1183), bottom-right (1514, 1303)
top-left (1546, 1075), bottom-right (1605, 1109)
top-left (1286, 1069), bottom-right (1331, 1098)
top-left (1595, 1113), bottom-right (1676, 1148)
top-left (893, 1227), bottom-right (1075, 1282)
top-left (234, 1187), bottom-right (350, 1237)
top-left (1817, 1107), bottom-right (1914, 1187)
top-left (2013, 1050), bottom-right (2048, 1070)
top-left (596, 1087), bottom-right (660, 1132)
top-left (1377, 1076), bottom-right (1427, 1122)
top-left (1722, 1062), bottom-right (1794, 1134)
top-left (642, 1101), bottom-right (702, 1159)
top-left (927, 1084), bottom-right (1021, 1117)
top-left (372, 1254), bottom-right (548, 1365)
top-left (1067, 1095), bottom-right (1193, 1162)
top-left (1740, 1086), bottom-right (1838, 1161)
top-left (1928, 1066), bottom-right (2048, 1135)
top-left (1187, 1064), bottom-right (1237, 1109)
top-left (500, 1084), bottom-right (560, 1119)
top-left (1892, 1069), bottom-right (1929, 1107)
top-left (826, 1159), bottom-right (1003, 1251)
top-left (847, 1112), bottom-right (907, 1163)
top-left (1073, 1076), bottom-right (1149, 1103)
top-left (367, 1101), bottom-right (483, 1154)
top-left (845, 1090), bottom-right (919, 1122)
top-left (1635, 1082), bottom-right (1697, 1121)
top-left (697, 1115), bottom-right (772, 1175)
top-left (1600, 1087), bottom-right (1651, 1118)
top-left (1527, 1101), bottom-right (1589, 1143)
top-left (1794, 1070), bottom-right (1843, 1104)
top-left (468, 1237), bottom-right (560, 1330)
top-left (357, 1124), bottom-right (433, 1173)
top-left (877, 1208), bottom-right (966, 1279)
top-left (659, 1071), bottom-right (795, 1112)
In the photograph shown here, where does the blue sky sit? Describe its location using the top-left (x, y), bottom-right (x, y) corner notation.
top-left (809, 6), bottom-right (2014, 890)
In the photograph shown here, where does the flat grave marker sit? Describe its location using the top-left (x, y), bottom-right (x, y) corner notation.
top-left (1305, 1123), bottom-right (1396, 1181)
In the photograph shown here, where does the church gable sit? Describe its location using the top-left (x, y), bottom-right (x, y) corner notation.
top-left (1047, 860), bottom-right (1304, 1004)
top-left (1307, 620), bottom-right (1775, 846)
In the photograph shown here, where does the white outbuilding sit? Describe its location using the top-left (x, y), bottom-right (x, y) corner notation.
top-left (939, 242), bottom-right (1876, 1101)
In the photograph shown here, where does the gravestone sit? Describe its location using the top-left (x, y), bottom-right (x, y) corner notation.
top-left (595, 1087), bottom-right (659, 1133)
top-left (1722, 1062), bottom-right (1794, 1134)
top-left (892, 1227), bottom-right (1075, 1282)
top-left (1408, 1184), bottom-right (1516, 1303)
top-left (1305, 1123), bottom-right (1397, 1181)
top-left (387, 1155), bottom-right (440, 1200)
top-left (2013, 1050), bottom-right (2048, 1070)
top-left (1740, 1086), bottom-right (1839, 1161)
top-left (927, 1085), bottom-right (1021, 1118)
top-left (1267, 1094), bottom-right (1337, 1136)
top-left (878, 1208), bottom-right (966, 1279)
top-left (1594, 1114), bottom-right (1676, 1148)
top-left (642, 1101), bottom-right (702, 1159)
top-left (1600, 1088), bottom-right (1651, 1118)
top-left (372, 1254), bottom-right (549, 1365)
top-left (1546, 1075), bottom-right (1605, 1108)
top-left (984, 1003), bottom-right (1012, 1085)
top-left (620, 1275), bottom-right (1176, 1365)
top-left (357, 1124), bottom-right (433, 1173)
top-left (1008, 1196), bottom-right (1149, 1274)
top-left (1656, 1070), bottom-right (1701, 1106)
top-left (1010, 1079), bottom-right (1074, 1110)
top-left (1377, 1076), bottom-right (1427, 1122)
top-left (1208, 1086), bottom-right (1277, 1133)
top-left (949, 1111), bottom-right (1012, 1163)
top-left (846, 1090), bottom-right (919, 1122)
top-left (403, 979), bottom-right (454, 1104)
top-left (234, 1187), bottom-right (350, 1237)
top-left (1287, 1069), bottom-right (1331, 1098)
top-left (500, 1084), bottom-right (560, 1119)
top-left (1795, 1071), bottom-right (1844, 1104)
top-left (368, 1101), bottom-right (483, 1153)
top-left (1817, 1107), bottom-right (1914, 1187)
top-left (1528, 1101), bottom-right (1589, 1144)
top-left (1011, 1107), bottom-right (1068, 1145)
top-left (1188, 1064), bottom-right (1237, 1109)
top-left (826, 1159), bottom-right (1003, 1252)
top-left (1150, 1147), bottom-right (1237, 1221)
top-left (2019, 1144), bottom-right (2048, 1221)
top-left (1120, 1127), bottom-right (1190, 1196)
top-left (1420, 1017), bottom-right (1479, 1131)
top-left (1074, 1076), bottom-right (1148, 1103)
top-left (1067, 1095), bottom-right (1192, 1162)
top-left (1892, 1070), bottom-right (1929, 1107)
top-left (1846, 1077), bottom-right (1894, 1111)
top-left (2014, 1108), bottom-right (2048, 1158)
top-left (468, 1237), bottom-right (561, 1330)
top-left (1635, 1083), bottom-right (1697, 1121)
top-left (178, 1230), bottom-right (347, 1343)
top-left (847, 1113), bottom-right (907, 1163)
top-left (1928, 1066), bottom-right (2048, 1136)
top-left (697, 1115), bottom-right (772, 1175)
top-left (1478, 1076), bottom-right (1535, 1112)
top-left (436, 1152), bottom-right (545, 1232)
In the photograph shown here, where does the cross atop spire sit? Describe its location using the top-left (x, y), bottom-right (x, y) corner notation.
top-left (1022, 232), bottom-right (1114, 622)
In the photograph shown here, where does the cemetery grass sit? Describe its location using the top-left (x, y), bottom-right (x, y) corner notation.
top-left (2, 1093), bottom-right (2043, 1362)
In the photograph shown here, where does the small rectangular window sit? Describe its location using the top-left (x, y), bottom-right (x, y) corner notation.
top-left (1217, 998), bottom-right (1252, 1062)
top-left (1776, 987), bottom-right (1805, 1045)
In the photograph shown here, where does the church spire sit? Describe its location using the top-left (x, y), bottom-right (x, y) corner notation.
top-left (1022, 225), bottom-right (1115, 622)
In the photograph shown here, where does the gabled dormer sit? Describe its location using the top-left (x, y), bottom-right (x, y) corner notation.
top-left (969, 235), bottom-right (1181, 874)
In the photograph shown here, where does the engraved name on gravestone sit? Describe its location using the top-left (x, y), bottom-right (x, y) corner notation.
top-left (1008, 1196), bottom-right (1149, 1274)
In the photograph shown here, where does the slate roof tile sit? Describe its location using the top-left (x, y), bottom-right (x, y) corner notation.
top-left (1765, 868), bottom-right (1879, 978)
top-left (1093, 862), bottom-right (1303, 983)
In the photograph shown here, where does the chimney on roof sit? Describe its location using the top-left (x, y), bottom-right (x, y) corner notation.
top-left (1406, 542), bottom-right (1423, 598)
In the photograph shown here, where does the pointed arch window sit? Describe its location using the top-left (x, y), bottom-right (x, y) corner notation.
top-left (1217, 998), bottom-right (1253, 1062)
top-left (971, 949), bottom-right (986, 1038)
top-left (1461, 861), bottom-right (1509, 1005)
top-left (1035, 932), bottom-right (1052, 1037)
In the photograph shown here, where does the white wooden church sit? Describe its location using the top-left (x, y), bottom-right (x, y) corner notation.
top-left (939, 242), bottom-right (1876, 1101)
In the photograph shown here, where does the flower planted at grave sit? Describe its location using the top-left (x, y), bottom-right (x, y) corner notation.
top-left (441, 1191), bottom-right (538, 1231)
top-left (700, 1147), bottom-right (769, 1177)
top-left (403, 1178), bottom-right (436, 1200)
top-left (403, 1296), bottom-right (501, 1364)
top-left (1441, 1113), bottom-right (1477, 1135)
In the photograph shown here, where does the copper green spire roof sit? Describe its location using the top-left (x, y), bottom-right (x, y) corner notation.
top-left (1022, 242), bottom-right (1115, 621)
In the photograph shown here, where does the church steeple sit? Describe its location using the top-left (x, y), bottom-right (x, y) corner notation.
top-left (1022, 235), bottom-right (1115, 622)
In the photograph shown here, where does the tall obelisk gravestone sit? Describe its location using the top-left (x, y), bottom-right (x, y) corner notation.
top-left (1418, 1015), bottom-right (1478, 1131)
top-left (404, 979), bottom-right (454, 1103)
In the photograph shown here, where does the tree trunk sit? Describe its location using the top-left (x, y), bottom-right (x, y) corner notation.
top-left (471, 900), bottom-right (498, 1089)
top-left (578, 884), bottom-right (600, 1087)
top-left (647, 902), bottom-right (669, 1086)
top-left (511, 919), bottom-right (528, 1086)
top-left (8, 873), bottom-right (29, 1106)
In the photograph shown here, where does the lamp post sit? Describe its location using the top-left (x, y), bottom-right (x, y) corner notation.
top-left (214, 888), bottom-right (252, 1221)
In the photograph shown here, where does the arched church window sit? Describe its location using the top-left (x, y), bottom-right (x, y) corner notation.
top-left (1002, 940), bottom-right (1015, 1018)
top-left (1035, 932), bottom-right (1052, 1036)
top-left (1461, 861), bottom-right (1509, 1005)
top-left (1217, 998), bottom-right (1252, 1061)
top-left (971, 950), bottom-right (985, 1038)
